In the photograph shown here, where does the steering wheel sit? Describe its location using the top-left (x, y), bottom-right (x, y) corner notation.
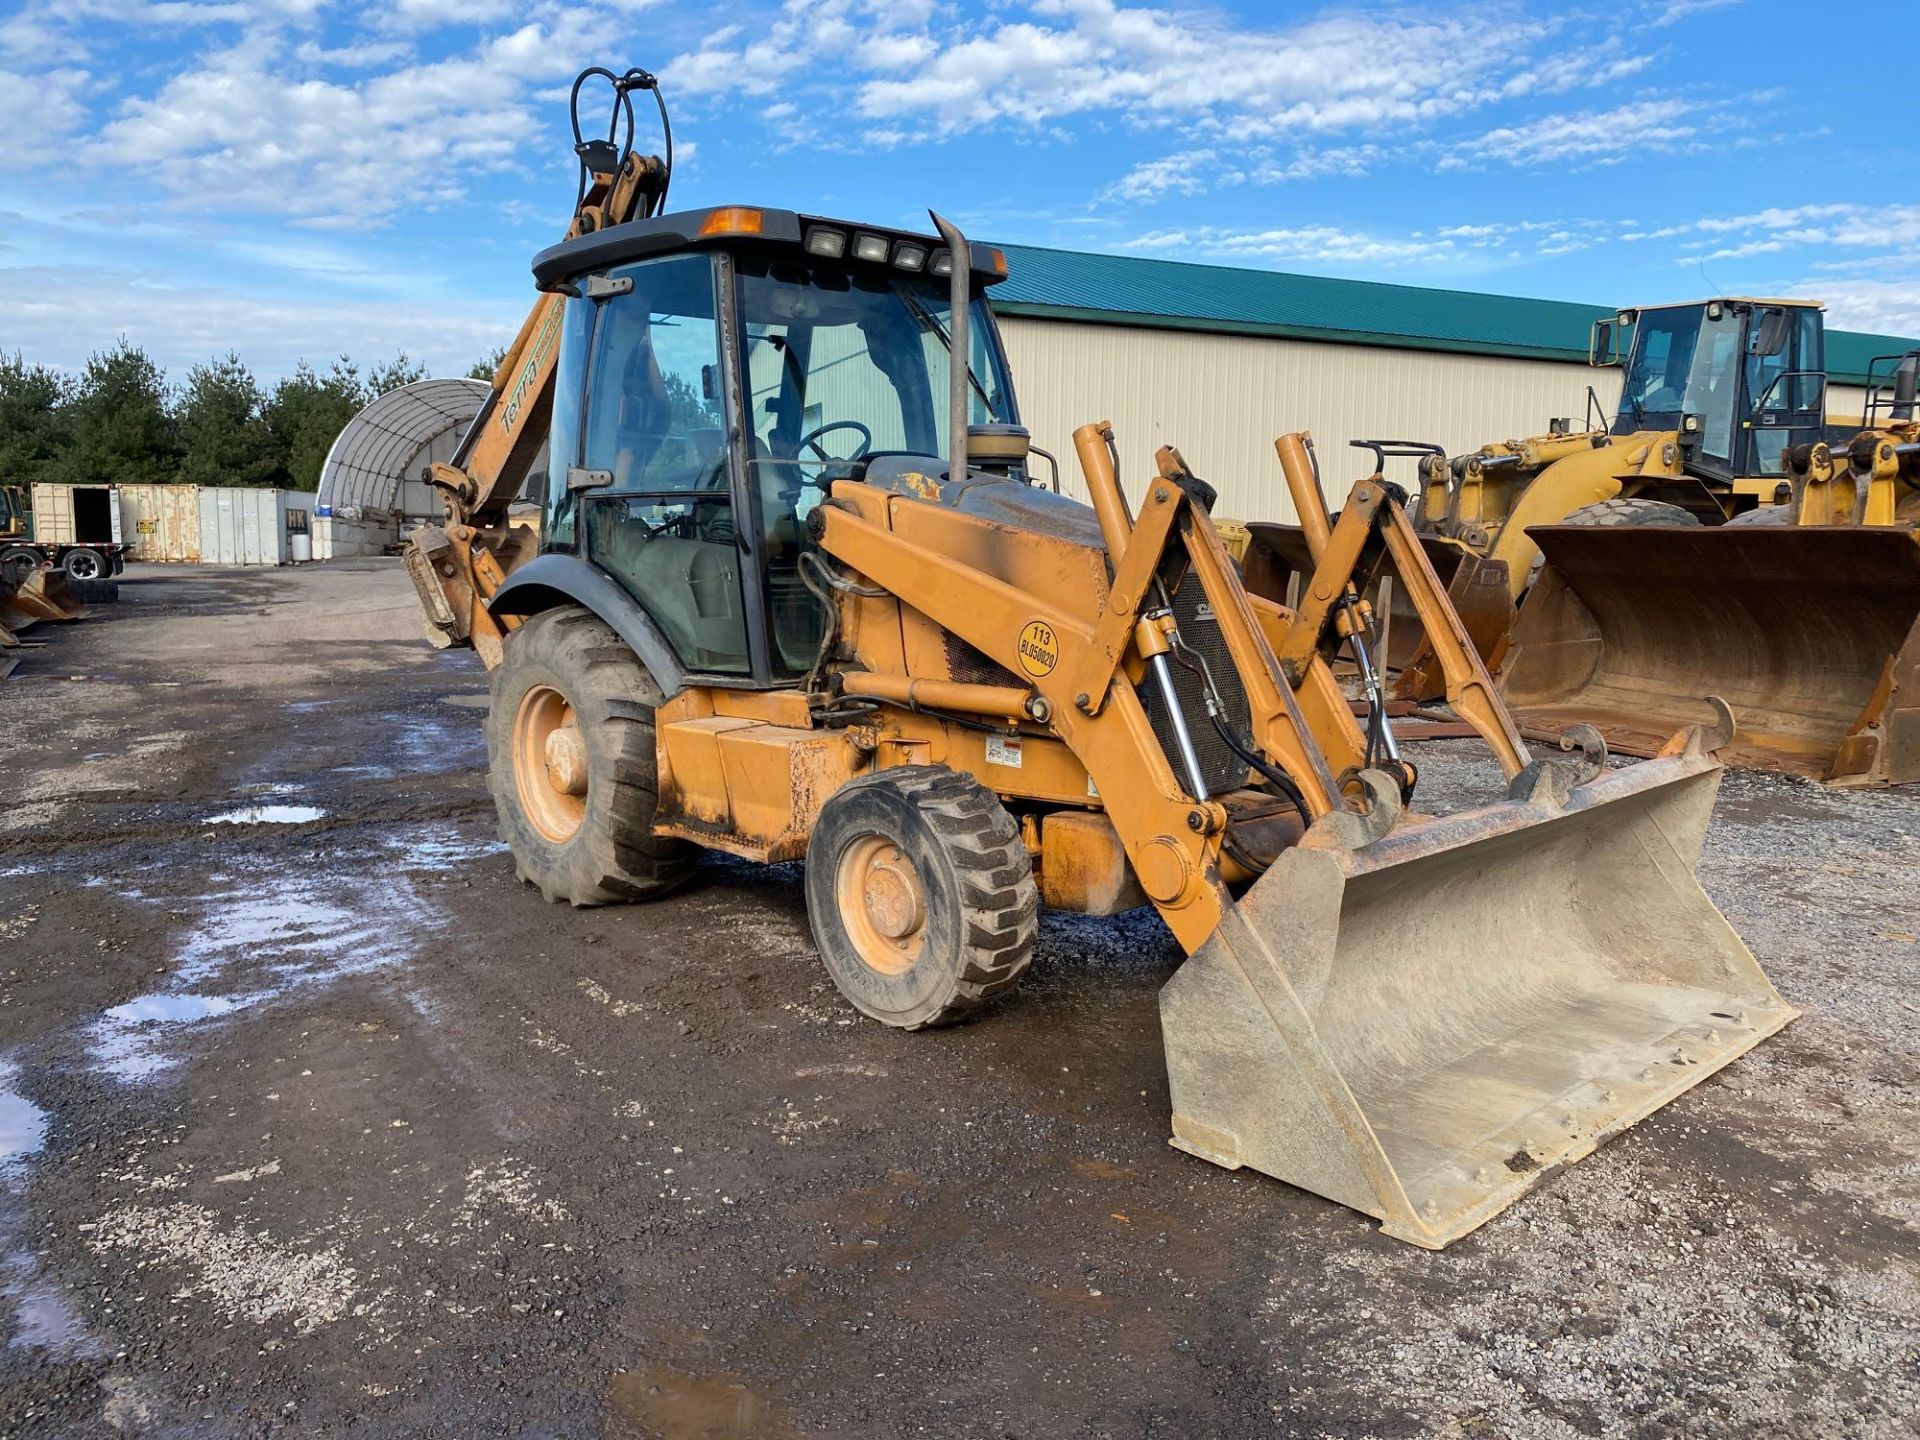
top-left (795, 419), bottom-right (873, 465)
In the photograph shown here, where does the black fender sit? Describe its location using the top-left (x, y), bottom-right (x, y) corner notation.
top-left (489, 552), bottom-right (686, 695)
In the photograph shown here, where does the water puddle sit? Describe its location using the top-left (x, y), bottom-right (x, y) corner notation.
top-left (610, 1366), bottom-right (799, 1440)
top-left (387, 832), bottom-right (508, 869)
top-left (206, 804), bottom-right (327, 826)
top-left (0, 1063), bottom-right (47, 1181)
top-left (85, 854), bottom-right (437, 1081)
top-left (2, 1251), bottom-right (95, 1357)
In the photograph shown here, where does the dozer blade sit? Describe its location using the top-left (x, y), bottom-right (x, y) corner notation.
top-left (1503, 525), bottom-right (1920, 786)
top-left (1160, 749), bottom-right (1794, 1249)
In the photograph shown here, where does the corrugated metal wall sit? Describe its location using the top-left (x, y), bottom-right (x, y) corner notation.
top-left (118, 484), bottom-right (202, 562)
top-left (1000, 317), bottom-right (1869, 522)
top-left (197, 488), bottom-right (294, 566)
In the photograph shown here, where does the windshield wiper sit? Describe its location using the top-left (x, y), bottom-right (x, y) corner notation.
top-left (895, 286), bottom-right (998, 414)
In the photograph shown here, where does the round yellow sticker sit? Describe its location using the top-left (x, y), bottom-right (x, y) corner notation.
top-left (1017, 620), bottom-right (1059, 678)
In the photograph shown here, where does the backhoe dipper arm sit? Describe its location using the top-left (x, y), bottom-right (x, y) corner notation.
top-left (439, 144), bottom-right (668, 528)
top-left (403, 68), bottom-right (671, 666)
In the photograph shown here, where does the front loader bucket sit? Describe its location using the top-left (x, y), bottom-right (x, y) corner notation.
top-left (1160, 751), bottom-right (1794, 1248)
top-left (2, 570), bottom-right (86, 632)
top-left (1503, 526), bottom-right (1920, 786)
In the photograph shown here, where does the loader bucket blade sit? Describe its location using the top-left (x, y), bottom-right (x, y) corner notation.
top-left (1160, 752), bottom-right (1795, 1249)
top-left (4, 570), bottom-right (87, 630)
top-left (1504, 526), bottom-right (1920, 786)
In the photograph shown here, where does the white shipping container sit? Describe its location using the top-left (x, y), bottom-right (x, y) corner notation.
top-left (117, 483), bottom-right (202, 562)
top-left (195, 488), bottom-right (316, 566)
top-left (28, 483), bottom-right (122, 545)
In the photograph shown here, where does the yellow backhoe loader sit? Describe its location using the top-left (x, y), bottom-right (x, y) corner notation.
top-left (388, 66), bottom-right (1794, 1248)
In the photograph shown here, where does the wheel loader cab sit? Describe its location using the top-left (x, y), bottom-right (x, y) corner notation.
top-left (1610, 299), bottom-right (1825, 483)
top-left (530, 207), bottom-right (1018, 685)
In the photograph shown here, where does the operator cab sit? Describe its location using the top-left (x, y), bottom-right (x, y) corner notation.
top-left (1594, 298), bottom-right (1826, 485)
top-left (531, 207), bottom-right (1021, 686)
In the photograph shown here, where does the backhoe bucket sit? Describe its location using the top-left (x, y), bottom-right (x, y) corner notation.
top-left (1503, 526), bottom-right (1920, 786)
top-left (1160, 750), bottom-right (1795, 1249)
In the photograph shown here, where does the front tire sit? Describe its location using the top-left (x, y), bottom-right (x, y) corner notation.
top-left (1724, 504), bottom-right (1794, 527)
top-left (1561, 498), bottom-right (1701, 528)
top-left (485, 606), bottom-right (694, 906)
top-left (805, 767), bottom-right (1037, 1030)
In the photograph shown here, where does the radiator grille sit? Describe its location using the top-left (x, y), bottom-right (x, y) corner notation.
top-left (944, 632), bottom-right (1025, 689)
top-left (1144, 577), bottom-right (1252, 796)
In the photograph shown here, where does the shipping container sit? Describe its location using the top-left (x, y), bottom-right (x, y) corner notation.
top-left (29, 483), bottom-right (123, 545)
top-left (195, 488), bottom-right (316, 566)
top-left (116, 484), bottom-right (202, 562)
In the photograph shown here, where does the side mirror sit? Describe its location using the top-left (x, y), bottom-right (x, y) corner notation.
top-left (1588, 319), bottom-right (1616, 368)
top-left (701, 363), bottom-right (718, 404)
top-left (1749, 309), bottom-right (1792, 358)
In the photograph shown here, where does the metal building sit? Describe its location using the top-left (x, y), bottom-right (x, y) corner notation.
top-left (990, 246), bottom-right (1901, 521)
top-left (314, 378), bottom-right (492, 558)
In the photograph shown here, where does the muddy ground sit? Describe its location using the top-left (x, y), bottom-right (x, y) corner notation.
top-left (0, 561), bottom-right (1914, 1439)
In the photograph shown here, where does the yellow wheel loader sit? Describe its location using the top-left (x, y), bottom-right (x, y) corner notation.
top-left (1243, 301), bottom-right (1920, 786)
top-left (390, 66), bottom-right (1795, 1248)
top-left (1503, 342), bottom-right (1920, 788)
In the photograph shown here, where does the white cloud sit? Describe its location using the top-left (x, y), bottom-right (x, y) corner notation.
top-left (1792, 279), bottom-right (1920, 337)
top-left (1651, 0), bottom-right (1742, 27)
top-left (0, 65), bottom-right (88, 162)
top-left (1103, 149), bottom-right (1217, 201)
top-left (1122, 223), bottom-right (1465, 269)
top-left (95, 16), bottom-right (608, 226)
top-left (853, 2), bottom-right (1563, 141)
top-left (0, 262), bottom-right (518, 382)
top-left (1442, 100), bottom-right (1705, 170)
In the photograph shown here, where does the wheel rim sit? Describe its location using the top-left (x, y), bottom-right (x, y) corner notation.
top-left (69, 552), bottom-right (102, 579)
top-left (835, 835), bottom-right (928, 976)
top-left (513, 683), bottom-right (588, 844)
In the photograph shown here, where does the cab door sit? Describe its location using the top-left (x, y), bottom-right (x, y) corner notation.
top-left (544, 253), bottom-right (757, 678)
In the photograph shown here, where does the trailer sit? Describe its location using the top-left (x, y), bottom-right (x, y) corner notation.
top-left (7, 484), bottom-right (131, 581)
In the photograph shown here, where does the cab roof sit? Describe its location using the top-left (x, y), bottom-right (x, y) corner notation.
top-left (533, 205), bottom-right (1009, 293)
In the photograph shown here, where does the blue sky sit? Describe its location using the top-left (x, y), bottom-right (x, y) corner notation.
top-left (2, 0), bottom-right (1915, 383)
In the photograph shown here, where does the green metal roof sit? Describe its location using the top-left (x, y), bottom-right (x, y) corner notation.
top-left (991, 243), bottom-right (1916, 388)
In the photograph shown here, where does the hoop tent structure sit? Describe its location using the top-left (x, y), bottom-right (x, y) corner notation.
top-left (315, 379), bottom-right (490, 557)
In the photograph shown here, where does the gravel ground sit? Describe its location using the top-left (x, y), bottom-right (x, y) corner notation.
top-left (0, 560), bottom-right (1913, 1438)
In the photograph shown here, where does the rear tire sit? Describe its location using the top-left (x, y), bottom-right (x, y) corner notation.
top-left (63, 549), bottom-right (106, 581)
top-left (1724, 504), bottom-right (1794, 527)
top-left (805, 767), bottom-right (1037, 1030)
top-left (486, 605), bottom-right (694, 906)
top-left (1562, 499), bottom-right (1701, 527)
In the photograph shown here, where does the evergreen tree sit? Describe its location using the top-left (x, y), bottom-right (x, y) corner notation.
top-left (176, 353), bottom-right (275, 487)
top-left (468, 346), bottom-right (509, 382)
top-left (0, 352), bottom-right (71, 487)
top-left (263, 358), bottom-right (367, 492)
top-left (366, 353), bottom-right (428, 397)
top-left (59, 339), bottom-right (179, 486)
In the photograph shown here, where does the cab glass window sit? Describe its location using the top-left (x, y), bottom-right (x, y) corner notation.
top-left (736, 254), bottom-right (1015, 677)
top-left (543, 296), bottom-right (592, 550)
top-left (576, 255), bottom-right (749, 674)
